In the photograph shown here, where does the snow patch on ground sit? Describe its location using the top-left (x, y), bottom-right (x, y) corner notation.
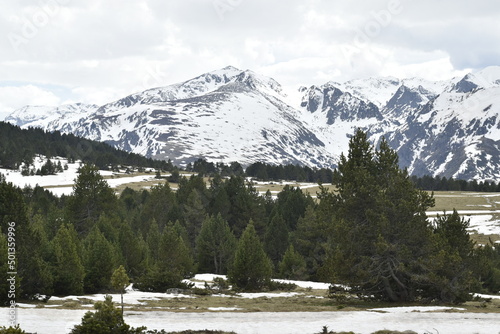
top-left (4, 274), bottom-right (500, 334)
top-left (0, 155), bottom-right (166, 196)
top-left (4, 308), bottom-right (500, 334)
top-left (48, 288), bottom-right (194, 306)
top-left (466, 215), bottom-right (500, 235)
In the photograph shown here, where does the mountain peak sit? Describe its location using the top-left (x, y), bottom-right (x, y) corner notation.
top-left (221, 65), bottom-right (241, 71)
top-left (6, 65), bottom-right (500, 181)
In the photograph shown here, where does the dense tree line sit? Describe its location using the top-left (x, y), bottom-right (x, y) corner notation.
top-left (1, 130), bottom-right (500, 306)
top-left (185, 159), bottom-right (244, 177)
top-left (245, 161), bottom-right (334, 183)
top-left (3, 121), bottom-right (498, 192)
top-left (411, 174), bottom-right (500, 192)
top-left (246, 161), bottom-right (500, 193)
top-left (0, 122), bottom-right (173, 171)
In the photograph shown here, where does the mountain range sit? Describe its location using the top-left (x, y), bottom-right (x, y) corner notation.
top-left (6, 65), bottom-right (500, 181)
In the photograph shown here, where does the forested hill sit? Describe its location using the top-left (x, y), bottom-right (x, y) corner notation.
top-left (0, 121), bottom-right (172, 170)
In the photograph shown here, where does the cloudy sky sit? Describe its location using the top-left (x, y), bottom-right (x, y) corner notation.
top-left (1, 0), bottom-right (499, 120)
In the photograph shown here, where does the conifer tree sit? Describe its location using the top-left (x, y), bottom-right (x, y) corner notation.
top-left (136, 222), bottom-right (193, 292)
top-left (158, 222), bottom-right (194, 278)
top-left (146, 219), bottom-right (161, 263)
top-left (274, 185), bottom-right (314, 230)
top-left (0, 177), bottom-right (52, 298)
top-left (52, 223), bottom-right (85, 295)
top-left (67, 164), bottom-right (116, 235)
top-left (224, 176), bottom-right (266, 237)
top-left (229, 221), bottom-right (272, 291)
top-left (0, 231), bottom-right (13, 305)
top-left (196, 214), bottom-right (237, 274)
top-left (182, 188), bottom-right (206, 245)
top-left (278, 244), bottom-right (307, 280)
top-left (118, 223), bottom-right (147, 279)
top-left (70, 296), bottom-right (139, 334)
top-left (325, 130), bottom-right (436, 302)
top-left (140, 182), bottom-right (177, 233)
top-left (426, 210), bottom-right (477, 303)
top-left (83, 226), bottom-right (116, 293)
top-left (111, 265), bottom-right (129, 317)
top-left (207, 174), bottom-right (230, 218)
top-left (291, 205), bottom-right (328, 280)
top-left (264, 212), bottom-right (289, 266)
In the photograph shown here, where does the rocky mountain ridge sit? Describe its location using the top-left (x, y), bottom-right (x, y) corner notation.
top-left (6, 65), bottom-right (500, 180)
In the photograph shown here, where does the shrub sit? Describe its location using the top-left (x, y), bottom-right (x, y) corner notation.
top-left (0, 326), bottom-right (28, 334)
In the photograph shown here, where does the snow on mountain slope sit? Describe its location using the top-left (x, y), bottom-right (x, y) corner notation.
top-left (330, 77), bottom-right (401, 108)
top-left (383, 67), bottom-right (500, 180)
top-left (59, 69), bottom-right (335, 168)
top-left (6, 65), bottom-right (500, 181)
top-left (5, 103), bottom-right (99, 129)
top-left (94, 66), bottom-right (244, 114)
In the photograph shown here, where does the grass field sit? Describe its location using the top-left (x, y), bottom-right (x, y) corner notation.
top-left (27, 275), bottom-right (500, 314)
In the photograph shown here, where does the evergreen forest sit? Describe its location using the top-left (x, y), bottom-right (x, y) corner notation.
top-left (1, 128), bottom-right (500, 306)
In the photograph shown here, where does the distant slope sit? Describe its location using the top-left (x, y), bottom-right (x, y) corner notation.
top-left (0, 122), bottom-right (171, 170)
top-left (7, 65), bottom-right (500, 180)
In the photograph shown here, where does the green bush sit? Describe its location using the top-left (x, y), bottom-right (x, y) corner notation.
top-left (70, 295), bottom-right (144, 334)
top-left (0, 325), bottom-right (28, 334)
top-left (268, 280), bottom-right (297, 291)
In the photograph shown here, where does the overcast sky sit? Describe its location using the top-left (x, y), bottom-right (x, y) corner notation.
top-left (1, 0), bottom-right (499, 120)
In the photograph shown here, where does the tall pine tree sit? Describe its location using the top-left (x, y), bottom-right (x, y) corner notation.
top-left (52, 223), bottom-right (85, 295)
top-left (229, 221), bottom-right (272, 291)
top-left (196, 214), bottom-right (237, 274)
top-left (325, 130), bottom-right (436, 302)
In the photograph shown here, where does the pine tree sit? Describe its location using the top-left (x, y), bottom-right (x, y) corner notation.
top-left (111, 266), bottom-right (130, 317)
top-left (278, 244), bottom-right (307, 280)
top-left (228, 221), bottom-right (272, 291)
top-left (136, 222), bottom-right (193, 292)
top-left (83, 227), bottom-right (116, 293)
top-left (425, 210), bottom-right (477, 303)
top-left (158, 222), bottom-right (194, 278)
top-left (274, 185), bottom-right (314, 230)
top-left (70, 295), bottom-right (139, 334)
top-left (118, 223), bottom-right (147, 279)
top-left (0, 177), bottom-right (52, 299)
top-left (324, 130), bottom-right (437, 302)
top-left (146, 219), bottom-right (161, 263)
top-left (224, 176), bottom-right (266, 237)
top-left (291, 205), bottom-right (328, 280)
top-left (207, 174), bottom-right (230, 218)
top-left (67, 164), bottom-right (117, 235)
top-left (0, 230), bottom-right (15, 306)
top-left (140, 182), bottom-right (177, 233)
top-left (182, 188), bottom-right (206, 245)
top-left (52, 223), bottom-right (85, 295)
top-left (264, 212), bottom-right (289, 266)
top-left (196, 214), bottom-right (237, 274)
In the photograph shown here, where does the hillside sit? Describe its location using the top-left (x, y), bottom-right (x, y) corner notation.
top-left (6, 65), bottom-right (500, 180)
top-left (0, 121), bottom-right (172, 171)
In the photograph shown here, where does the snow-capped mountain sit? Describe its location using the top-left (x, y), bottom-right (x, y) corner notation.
top-left (6, 65), bottom-right (500, 180)
top-left (382, 67), bottom-right (500, 180)
top-left (6, 103), bottom-right (99, 129)
top-left (8, 67), bottom-right (334, 168)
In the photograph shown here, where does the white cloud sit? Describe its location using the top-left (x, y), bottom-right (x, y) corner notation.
top-left (0, 85), bottom-right (61, 120)
top-left (0, 0), bottom-right (499, 116)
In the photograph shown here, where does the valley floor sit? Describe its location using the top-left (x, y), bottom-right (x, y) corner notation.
top-left (3, 305), bottom-right (500, 334)
top-left (3, 275), bottom-right (500, 334)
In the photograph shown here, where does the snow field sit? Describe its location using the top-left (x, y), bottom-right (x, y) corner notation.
top-left (3, 307), bottom-right (500, 334)
top-left (3, 275), bottom-right (500, 333)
